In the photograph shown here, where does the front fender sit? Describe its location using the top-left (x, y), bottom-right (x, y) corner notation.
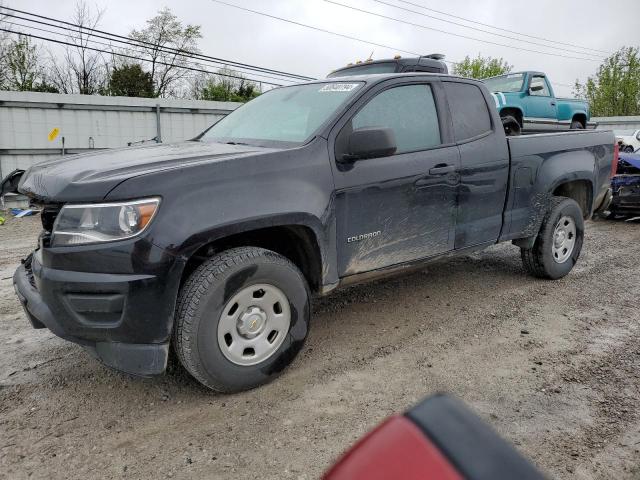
top-left (172, 211), bottom-right (336, 287)
top-left (105, 137), bottom-right (339, 288)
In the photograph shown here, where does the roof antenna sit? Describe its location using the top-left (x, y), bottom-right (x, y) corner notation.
top-left (366, 50), bottom-right (374, 62)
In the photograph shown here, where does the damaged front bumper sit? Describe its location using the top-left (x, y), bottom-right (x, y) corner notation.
top-left (13, 241), bottom-right (182, 377)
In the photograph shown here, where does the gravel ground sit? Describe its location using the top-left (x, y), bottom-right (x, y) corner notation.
top-left (0, 213), bottom-right (639, 480)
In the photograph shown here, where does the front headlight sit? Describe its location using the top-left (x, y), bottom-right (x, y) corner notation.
top-left (51, 197), bottom-right (160, 247)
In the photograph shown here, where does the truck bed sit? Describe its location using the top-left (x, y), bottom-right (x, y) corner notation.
top-left (507, 129), bottom-right (613, 157)
top-left (501, 129), bottom-right (615, 242)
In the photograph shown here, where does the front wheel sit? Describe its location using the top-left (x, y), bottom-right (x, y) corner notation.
top-left (570, 120), bottom-right (584, 130)
top-left (173, 247), bottom-right (310, 392)
top-left (623, 145), bottom-right (634, 153)
top-left (520, 197), bottom-right (584, 279)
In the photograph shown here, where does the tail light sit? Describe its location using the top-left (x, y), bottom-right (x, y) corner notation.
top-left (611, 143), bottom-right (619, 178)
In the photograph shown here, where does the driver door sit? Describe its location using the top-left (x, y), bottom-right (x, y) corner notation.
top-left (329, 80), bottom-right (460, 277)
top-left (522, 75), bottom-right (557, 131)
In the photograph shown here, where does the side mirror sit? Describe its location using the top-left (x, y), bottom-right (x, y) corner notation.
top-left (529, 85), bottom-right (544, 93)
top-left (0, 169), bottom-right (25, 197)
top-left (344, 127), bottom-right (397, 161)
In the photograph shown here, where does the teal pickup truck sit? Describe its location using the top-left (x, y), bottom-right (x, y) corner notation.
top-left (482, 71), bottom-right (595, 135)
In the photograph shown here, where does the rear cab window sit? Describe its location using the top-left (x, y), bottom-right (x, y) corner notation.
top-left (443, 82), bottom-right (493, 142)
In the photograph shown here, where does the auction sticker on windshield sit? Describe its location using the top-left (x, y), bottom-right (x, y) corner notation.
top-left (319, 83), bottom-right (360, 92)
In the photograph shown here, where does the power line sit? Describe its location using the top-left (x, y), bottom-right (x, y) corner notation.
top-left (0, 28), bottom-right (286, 87)
top-left (392, 0), bottom-right (611, 56)
top-left (208, 0), bottom-right (583, 87)
top-left (324, 0), bottom-right (602, 62)
top-left (5, 18), bottom-right (578, 91)
top-left (370, 0), bottom-right (603, 59)
top-left (1, 17), bottom-right (300, 84)
top-left (0, 5), bottom-right (315, 81)
top-left (210, 0), bottom-right (432, 59)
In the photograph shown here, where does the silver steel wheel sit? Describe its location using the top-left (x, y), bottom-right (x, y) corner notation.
top-left (552, 215), bottom-right (576, 264)
top-left (217, 283), bottom-right (291, 366)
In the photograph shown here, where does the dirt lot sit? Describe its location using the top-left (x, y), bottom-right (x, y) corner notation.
top-left (0, 214), bottom-right (639, 480)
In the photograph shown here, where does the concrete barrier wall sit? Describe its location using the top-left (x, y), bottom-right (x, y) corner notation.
top-left (593, 116), bottom-right (640, 131)
top-left (0, 90), bottom-right (241, 179)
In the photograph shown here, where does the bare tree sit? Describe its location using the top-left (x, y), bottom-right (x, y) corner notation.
top-left (130, 8), bottom-right (201, 97)
top-left (48, 1), bottom-right (107, 94)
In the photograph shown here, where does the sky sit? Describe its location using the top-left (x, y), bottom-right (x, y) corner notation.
top-left (7, 0), bottom-right (640, 97)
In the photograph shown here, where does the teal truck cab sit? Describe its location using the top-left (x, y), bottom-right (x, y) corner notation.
top-left (482, 71), bottom-right (595, 135)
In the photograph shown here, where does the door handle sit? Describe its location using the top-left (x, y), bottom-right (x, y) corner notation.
top-left (550, 101), bottom-right (556, 106)
top-left (429, 164), bottom-right (456, 175)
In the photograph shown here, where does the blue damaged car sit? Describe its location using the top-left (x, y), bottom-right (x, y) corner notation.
top-left (608, 149), bottom-right (640, 218)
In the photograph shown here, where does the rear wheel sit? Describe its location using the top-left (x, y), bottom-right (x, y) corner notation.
top-left (501, 115), bottom-right (521, 136)
top-left (521, 197), bottom-right (584, 279)
top-left (173, 247), bottom-right (310, 392)
top-left (570, 120), bottom-right (584, 130)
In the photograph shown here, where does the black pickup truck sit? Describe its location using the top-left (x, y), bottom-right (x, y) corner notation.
top-left (7, 73), bottom-right (615, 392)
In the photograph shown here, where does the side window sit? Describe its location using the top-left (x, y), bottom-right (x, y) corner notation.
top-left (351, 84), bottom-right (441, 153)
top-left (530, 76), bottom-right (551, 96)
top-left (443, 82), bottom-right (492, 141)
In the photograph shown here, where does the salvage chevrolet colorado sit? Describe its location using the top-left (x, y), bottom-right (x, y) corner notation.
top-left (8, 73), bottom-right (615, 392)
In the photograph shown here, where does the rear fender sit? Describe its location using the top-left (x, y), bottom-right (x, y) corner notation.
top-left (504, 148), bottom-right (595, 243)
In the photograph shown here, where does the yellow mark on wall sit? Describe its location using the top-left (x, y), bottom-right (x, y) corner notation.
top-left (48, 128), bottom-right (60, 142)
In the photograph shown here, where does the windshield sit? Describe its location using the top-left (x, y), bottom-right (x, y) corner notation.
top-left (201, 82), bottom-right (363, 146)
top-left (482, 73), bottom-right (525, 93)
top-left (328, 62), bottom-right (397, 78)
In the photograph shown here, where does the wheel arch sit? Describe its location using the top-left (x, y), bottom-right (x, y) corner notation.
top-left (551, 178), bottom-right (593, 219)
top-left (571, 112), bottom-right (587, 128)
top-left (178, 218), bottom-right (329, 295)
top-left (499, 107), bottom-right (523, 126)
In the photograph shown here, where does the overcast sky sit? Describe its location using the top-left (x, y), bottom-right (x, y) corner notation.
top-left (9, 0), bottom-right (640, 96)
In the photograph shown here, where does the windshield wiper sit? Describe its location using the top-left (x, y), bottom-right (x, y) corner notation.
top-left (225, 141), bottom-right (250, 146)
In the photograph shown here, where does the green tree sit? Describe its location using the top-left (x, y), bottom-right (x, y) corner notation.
top-left (453, 54), bottom-right (512, 79)
top-left (104, 64), bottom-right (154, 97)
top-left (192, 69), bottom-right (261, 102)
top-left (3, 35), bottom-right (58, 92)
top-left (573, 46), bottom-right (640, 117)
top-left (6, 35), bottom-right (40, 91)
top-left (130, 8), bottom-right (202, 97)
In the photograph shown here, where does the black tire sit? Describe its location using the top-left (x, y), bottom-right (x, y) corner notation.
top-left (570, 120), bottom-right (584, 129)
top-left (173, 247), bottom-right (310, 392)
top-left (623, 145), bottom-right (634, 153)
top-left (520, 197), bottom-right (584, 280)
top-left (501, 115), bottom-right (521, 136)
